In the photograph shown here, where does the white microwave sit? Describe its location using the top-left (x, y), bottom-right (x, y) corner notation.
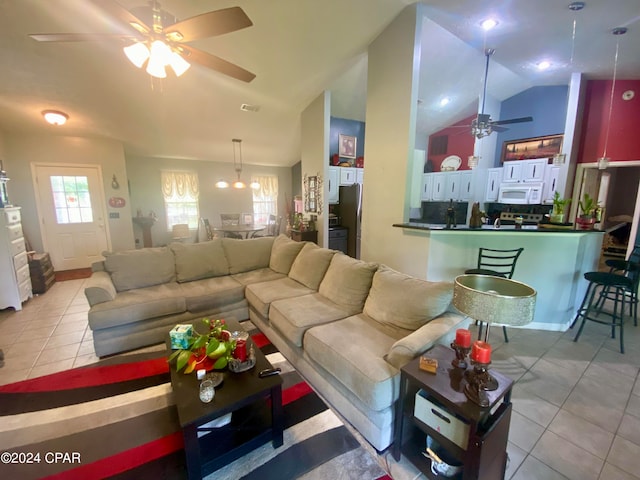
top-left (498, 183), bottom-right (543, 204)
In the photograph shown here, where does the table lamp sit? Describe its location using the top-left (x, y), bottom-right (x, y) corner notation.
top-left (453, 274), bottom-right (536, 406)
top-left (172, 224), bottom-right (190, 242)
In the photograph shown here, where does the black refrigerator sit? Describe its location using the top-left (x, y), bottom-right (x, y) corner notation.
top-left (338, 184), bottom-right (362, 259)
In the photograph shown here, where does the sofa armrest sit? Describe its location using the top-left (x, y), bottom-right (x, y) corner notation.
top-left (84, 271), bottom-right (117, 306)
top-left (385, 312), bottom-right (467, 369)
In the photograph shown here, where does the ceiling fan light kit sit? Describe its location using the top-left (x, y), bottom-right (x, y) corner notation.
top-left (42, 110), bottom-right (69, 126)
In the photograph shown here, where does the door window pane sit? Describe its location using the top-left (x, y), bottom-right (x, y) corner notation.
top-left (50, 176), bottom-right (94, 224)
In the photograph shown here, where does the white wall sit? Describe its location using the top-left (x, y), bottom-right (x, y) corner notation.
top-left (361, 3), bottom-right (431, 278)
top-left (5, 135), bottom-right (134, 253)
top-left (301, 91), bottom-right (330, 247)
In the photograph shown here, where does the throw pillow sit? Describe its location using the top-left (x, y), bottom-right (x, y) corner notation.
top-left (288, 243), bottom-right (336, 290)
top-left (269, 234), bottom-right (305, 274)
top-left (103, 247), bottom-right (176, 292)
top-left (318, 253), bottom-right (378, 314)
top-left (363, 265), bottom-right (453, 330)
top-left (170, 239), bottom-right (229, 282)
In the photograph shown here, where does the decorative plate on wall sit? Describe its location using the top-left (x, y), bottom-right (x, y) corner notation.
top-left (441, 155), bottom-right (462, 171)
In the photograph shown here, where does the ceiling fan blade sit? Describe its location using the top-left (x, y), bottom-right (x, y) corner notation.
top-left (165, 7), bottom-right (253, 43)
top-left (29, 33), bottom-right (136, 42)
top-left (492, 116), bottom-right (533, 125)
top-left (179, 45), bottom-right (255, 82)
top-left (492, 125), bottom-right (509, 133)
top-left (90, 0), bottom-right (151, 35)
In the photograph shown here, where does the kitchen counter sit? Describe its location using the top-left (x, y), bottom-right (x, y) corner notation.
top-left (393, 222), bottom-right (603, 233)
top-left (393, 222), bottom-right (604, 332)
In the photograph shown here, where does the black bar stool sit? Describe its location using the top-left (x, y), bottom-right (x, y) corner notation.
top-left (573, 271), bottom-right (633, 354)
top-left (597, 244), bottom-right (640, 328)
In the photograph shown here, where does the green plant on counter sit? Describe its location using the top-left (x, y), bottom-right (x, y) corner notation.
top-left (552, 191), bottom-right (571, 214)
top-left (578, 193), bottom-right (598, 217)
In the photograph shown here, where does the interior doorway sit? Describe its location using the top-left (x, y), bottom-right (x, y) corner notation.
top-left (32, 164), bottom-right (110, 271)
top-left (573, 161), bottom-right (640, 264)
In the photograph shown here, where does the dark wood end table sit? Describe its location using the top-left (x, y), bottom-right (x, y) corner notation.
top-left (393, 344), bottom-right (513, 480)
top-left (167, 318), bottom-right (283, 479)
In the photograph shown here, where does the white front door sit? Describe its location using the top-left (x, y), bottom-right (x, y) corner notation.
top-left (34, 164), bottom-right (110, 271)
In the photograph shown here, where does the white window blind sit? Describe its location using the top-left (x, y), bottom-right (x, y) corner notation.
top-left (161, 171), bottom-right (200, 230)
top-left (252, 175), bottom-right (278, 225)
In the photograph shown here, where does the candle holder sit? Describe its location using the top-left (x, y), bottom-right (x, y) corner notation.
top-left (464, 360), bottom-right (499, 407)
top-left (450, 342), bottom-right (471, 369)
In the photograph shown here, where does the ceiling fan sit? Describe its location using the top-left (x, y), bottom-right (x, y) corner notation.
top-left (470, 48), bottom-right (532, 138)
top-left (29, 0), bottom-right (255, 82)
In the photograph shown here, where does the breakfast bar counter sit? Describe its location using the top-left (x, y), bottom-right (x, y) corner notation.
top-left (393, 223), bottom-right (605, 331)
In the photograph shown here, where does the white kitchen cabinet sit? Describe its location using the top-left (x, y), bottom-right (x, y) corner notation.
top-left (328, 167), bottom-right (339, 204)
top-left (445, 172), bottom-right (461, 200)
top-left (430, 172), bottom-right (447, 201)
top-left (522, 158), bottom-right (547, 183)
top-left (420, 174), bottom-right (433, 201)
top-left (459, 171), bottom-right (474, 201)
top-left (502, 162), bottom-right (522, 183)
top-left (485, 168), bottom-right (502, 202)
top-left (339, 167), bottom-right (357, 186)
top-left (356, 168), bottom-right (364, 186)
top-left (0, 207), bottom-right (32, 311)
top-left (542, 165), bottom-right (561, 204)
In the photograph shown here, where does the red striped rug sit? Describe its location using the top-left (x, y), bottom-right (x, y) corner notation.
top-left (0, 334), bottom-right (392, 480)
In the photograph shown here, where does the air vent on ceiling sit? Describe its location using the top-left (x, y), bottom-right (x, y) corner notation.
top-left (240, 103), bottom-right (260, 112)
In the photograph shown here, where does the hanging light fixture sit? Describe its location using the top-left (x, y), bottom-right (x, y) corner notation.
top-left (217, 139), bottom-right (258, 189)
top-left (598, 27), bottom-right (626, 170)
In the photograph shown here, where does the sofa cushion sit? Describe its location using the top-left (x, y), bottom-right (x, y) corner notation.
top-left (363, 265), bottom-right (453, 331)
top-left (318, 254), bottom-right (377, 315)
top-left (180, 276), bottom-right (245, 313)
top-left (88, 282), bottom-right (186, 329)
top-left (269, 293), bottom-right (352, 347)
top-left (269, 235), bottom-right (305, 274)
top-left (288, 243), bottom-right (335, 290)
top-left (222, 237), bottom-right (275, 274)
top-left (245, 277), bottom-right (314, 317)
top-left (231, 268), bottom-right (286, 286)
top-left (170, 239), bottom-right (229, 282)
top-left (304, 314), bottom-right (400, 412)
top-left (103, 247), bottom-right (176, 292)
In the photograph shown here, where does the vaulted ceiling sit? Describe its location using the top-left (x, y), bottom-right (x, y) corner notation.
top-left (0, 0), bottom-right (638, 167)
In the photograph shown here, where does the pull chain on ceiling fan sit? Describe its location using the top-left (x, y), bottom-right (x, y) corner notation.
top-left (29, 0), bottom-right (256, 82)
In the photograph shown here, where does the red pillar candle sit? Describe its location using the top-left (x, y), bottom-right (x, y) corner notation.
top-left (233, 339), bottom-right (247, 362)
top-left (471, 341), bottom-right (491, 364)
top-left (455, 329), bottom-right (471, 348)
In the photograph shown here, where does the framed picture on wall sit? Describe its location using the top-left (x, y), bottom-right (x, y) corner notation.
top-left (339, 134), bottom-right (357, 159)
top-left (501, 134), bottom-right (563, 162)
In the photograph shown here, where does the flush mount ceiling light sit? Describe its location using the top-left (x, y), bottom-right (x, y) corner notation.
top-left (537, 61), bottom-right (551, 70)
top-left (480, 18), bottom-right (498, 31)
top-left (598, 26), bottom-right (627, 170)
top-left (42, 110), bottom-right (68, 126)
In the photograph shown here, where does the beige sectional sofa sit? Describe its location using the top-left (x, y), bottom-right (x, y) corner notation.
top-left (84, 234), bottom-right (469, 451)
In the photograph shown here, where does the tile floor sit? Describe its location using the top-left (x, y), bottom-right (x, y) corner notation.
top-left (1, 278), bottom-right (639, 479)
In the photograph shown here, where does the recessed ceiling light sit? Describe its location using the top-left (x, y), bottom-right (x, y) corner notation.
top-left (42, 110), bottom-right (68, 126)
top-left (480, 19), bottom-right (498, 31)
top-left (537, 61), bottom-right (551, 71)
top-left (440, 97), bottom-right (450, 107)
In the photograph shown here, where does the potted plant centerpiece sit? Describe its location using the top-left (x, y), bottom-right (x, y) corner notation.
top-left (550, 191), bottom-right (571, 224)
top-left (168, 318), bottom-right (236, 374)
top-left (576, 193), bottom-right (599, 230)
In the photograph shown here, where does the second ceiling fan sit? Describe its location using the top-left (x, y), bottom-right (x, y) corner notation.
top-left (471, 48), bottom-right (533, 138)
top-left (29, 0), bottom-right (256, 82)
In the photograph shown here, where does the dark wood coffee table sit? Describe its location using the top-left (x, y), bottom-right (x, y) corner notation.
top-left (167, 318), bottom-right (283, 480)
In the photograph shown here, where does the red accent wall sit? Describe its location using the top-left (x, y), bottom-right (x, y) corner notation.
top-left (578, 79), bottom-right (640, 163)
top-left (427, 114), bottom-right (476, 171)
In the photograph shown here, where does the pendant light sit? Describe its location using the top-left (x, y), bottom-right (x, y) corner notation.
top-left (216, 139), bottom-right (259, 189)
top-left (598, 27), bottom-right (626, 170)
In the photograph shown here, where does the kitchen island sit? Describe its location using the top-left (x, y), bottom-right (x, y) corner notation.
top-left (393, 222), bottom-right (604, 332)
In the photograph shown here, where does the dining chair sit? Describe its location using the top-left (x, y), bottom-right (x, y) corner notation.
top-left (465, 247), bottom-right (524, 342)
top-left (219, 213), bottom-right (242, 239)
top-left (199, 218), bottom-right (213, 241)
top-left (252, 214), bottom-right (277, 238)
top-left (241, 213), bottom-right (254, 225)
